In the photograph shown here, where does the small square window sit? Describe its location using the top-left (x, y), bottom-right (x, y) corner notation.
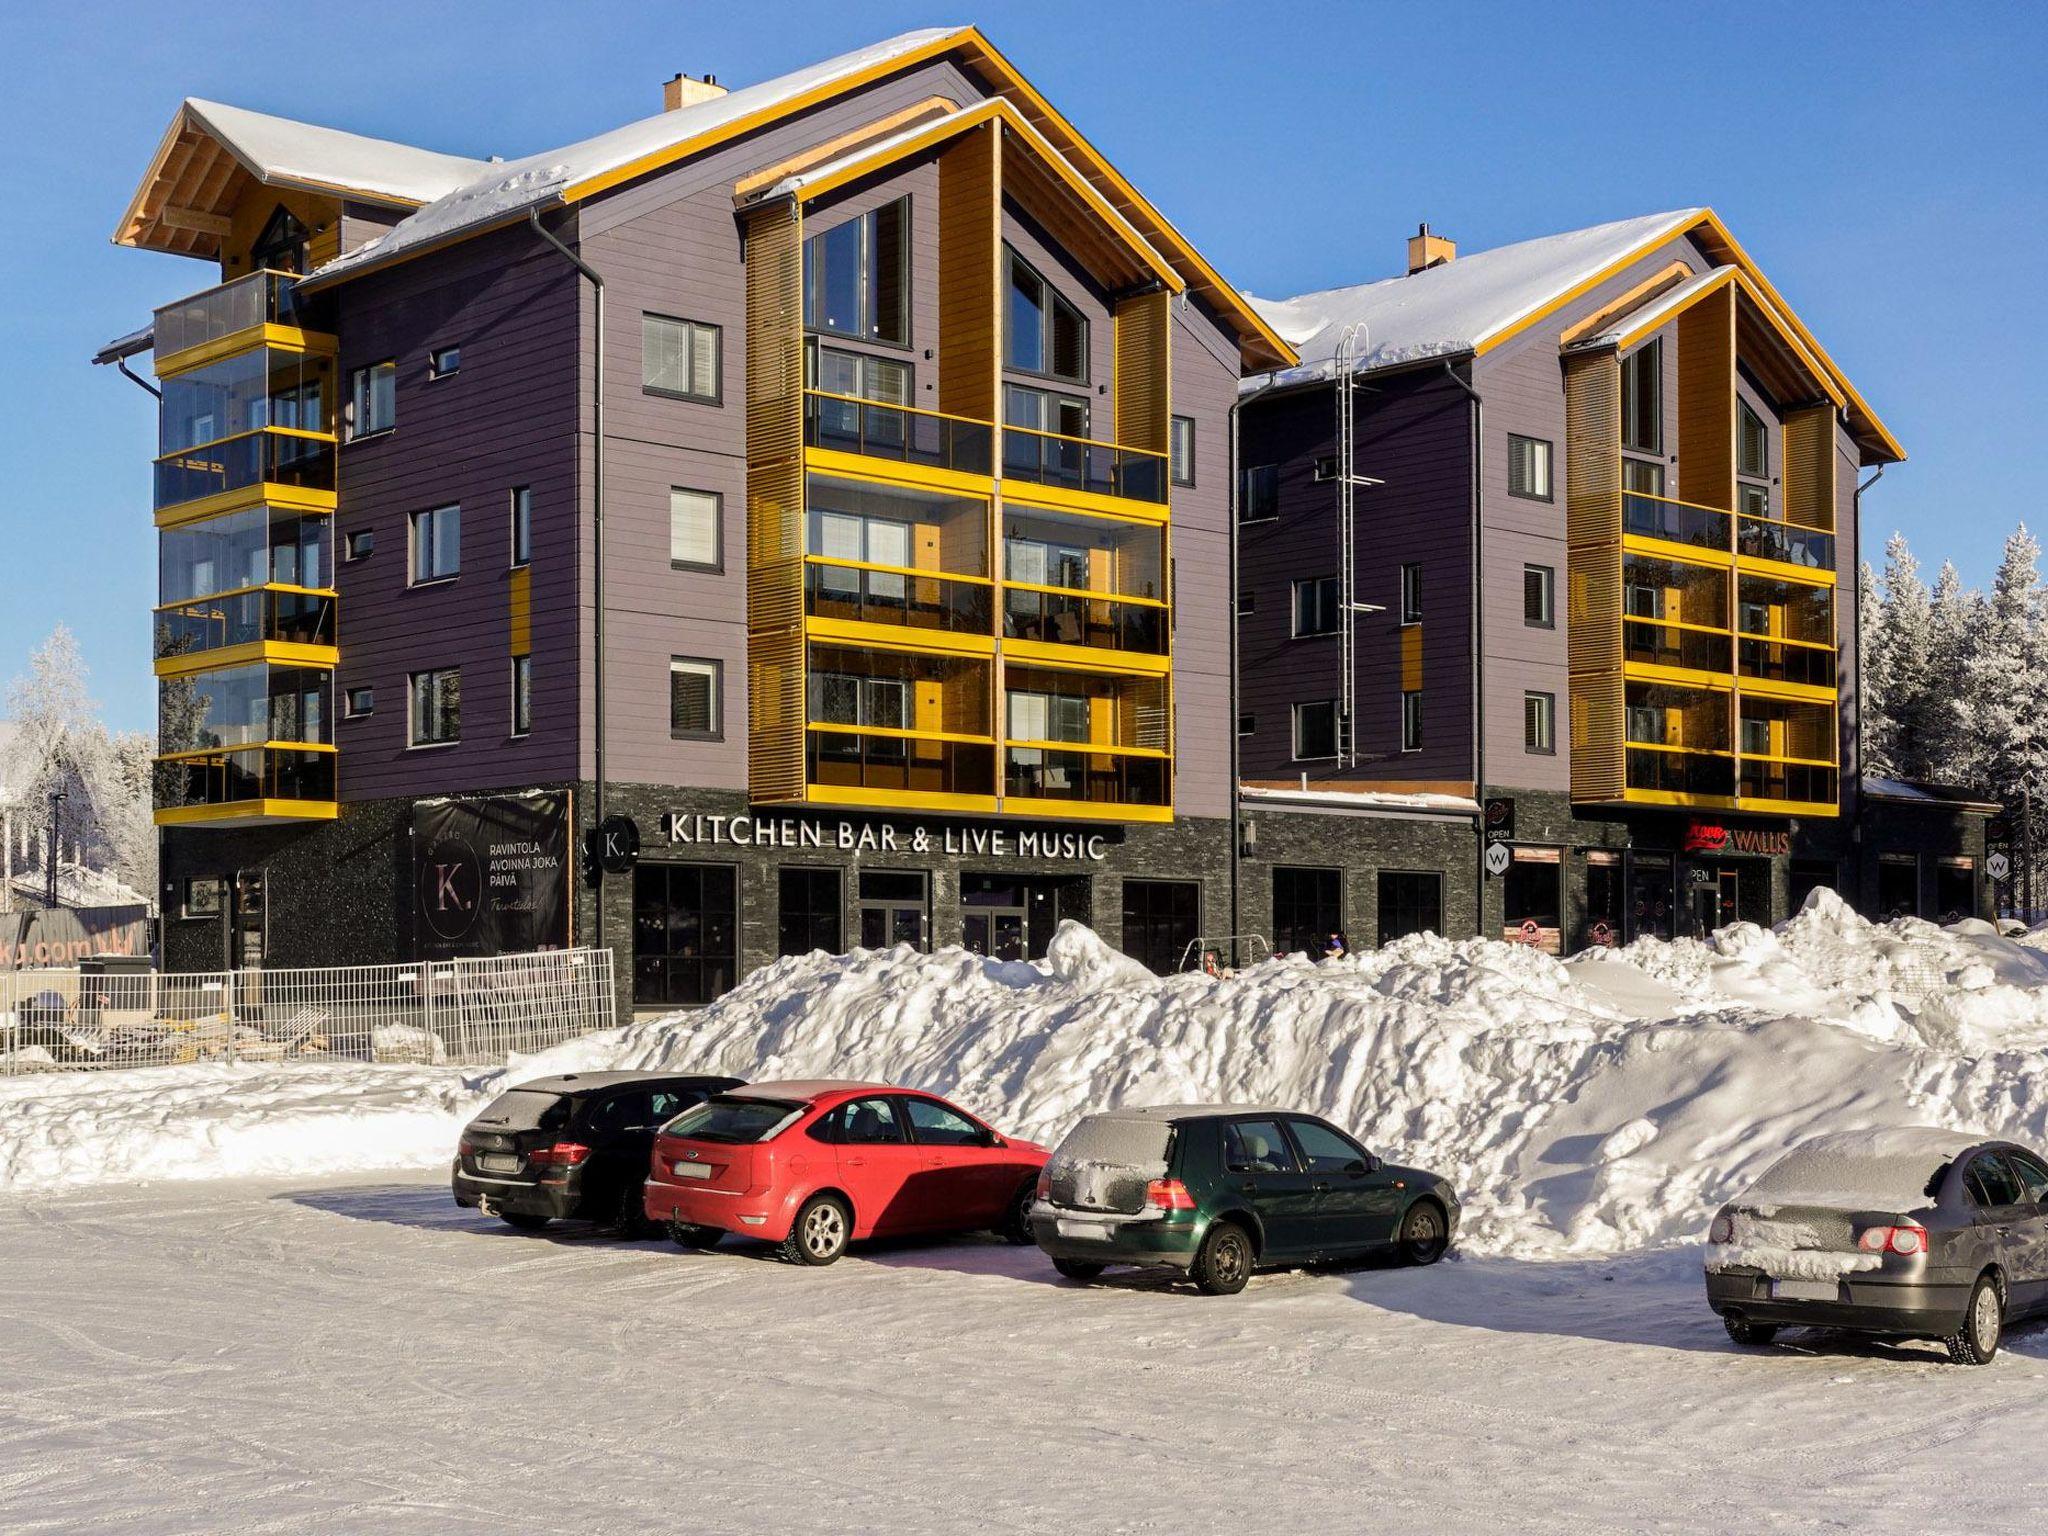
top-left (643, 314), bottom-right (721, 403)
top-left (669, 487), bottom-right (722, 569)
top-left (1292, 576), bottom-right (1341, 637)
top-left (429, 345), bottom-right (461, 379)
top-left (1236, 588), bottom-right (1255, 618)
top-left (1400, 563), bottom-right (1421, 624)
top-left (671, 657), bottom-right (722, 739)
top-left (1293, 700), bottom-right (1338, 761)
top-left (179, 877), bottom-right (225, 920)
top-left (1508, 434), bottom-right (1553, 500)
top-left (1312, 455), bottom-right (1339, 482)
top-left (1524, 564), bottom-right (1555, 627)
top-left (511, 655), bottom-right (532, 737)
top-left (344, 528), bottom-right (375, 561)
top-left (1525, 691), bottom-right (1556, 753)
top-left (1170, 415), bottom-right (1196, 487)
top-left (1238, 712), bottom-right (1255, 737)
top-left (349, 360), bottom-right (396, 438)
top-left (409, 668), bottom-right (461, 746)
top-left (510, 487), bottom-right (531, 568)
top-left (344, 685), bottom-right (375, 719)
top-left (409, 505), bottom-right (460, 585)
top-left (1239, 464), bottom-right (1279, 522)
top-left (1401, 690), bottom-right (1423, 752)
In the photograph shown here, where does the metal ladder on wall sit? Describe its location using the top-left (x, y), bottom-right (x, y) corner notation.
top-left (1332, 326), bottom-right (1387, 768)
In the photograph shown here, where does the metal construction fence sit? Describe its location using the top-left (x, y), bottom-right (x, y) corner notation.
top-left (0, 949), bottom-right (618, 1074)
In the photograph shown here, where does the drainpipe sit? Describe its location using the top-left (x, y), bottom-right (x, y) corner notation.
top-left (1440, 359), bottom-right (1484, 936)
top-left (1228, 394), bottom-right (1244, 945)
top-left (1854, 464), bottom-right (1885, 910)
top-left (529, 207), bottom-right (609, 948)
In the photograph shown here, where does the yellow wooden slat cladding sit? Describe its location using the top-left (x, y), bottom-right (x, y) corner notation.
top-left (744, 199), bottom-right (808, 803)
top-left (937, 122), bottom-right (1000, 427)
top-left (1783, 403), bottom-right (1837, 535)
top-left (1112, 288), bottom-right (1171, 458)
top-left (1676, 282), bottom-right (1735, 515)
top-left (1564, 351), bottom-right (1624, 804)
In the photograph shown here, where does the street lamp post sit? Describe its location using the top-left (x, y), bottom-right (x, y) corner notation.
top-left (45, 788), bottom-right (66, 909)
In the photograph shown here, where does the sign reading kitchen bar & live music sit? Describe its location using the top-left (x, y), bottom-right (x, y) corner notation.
top-left (663, 811), bottom-right (1111, 862)
top-left (411, 791), bottom-right (572, 959)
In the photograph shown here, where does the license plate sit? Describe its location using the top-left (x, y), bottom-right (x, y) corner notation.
top-left (672, 1160), bottom-right (713, 1180)
top-left (1056, 1218), bottom-right (1108, 1239)
top-left (1773, 1278), bottom-right (1839, 1302)
top-left (477, 1154), bottom-right (520, 1174)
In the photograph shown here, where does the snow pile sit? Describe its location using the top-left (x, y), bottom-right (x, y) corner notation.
top-left (6, 893), bottom-right (2048, 1267)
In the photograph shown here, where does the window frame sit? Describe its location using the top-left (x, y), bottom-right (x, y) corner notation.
top-left (343, 528), bottom-right (375, 562)
top-left (668, 486), bottom-right (724, 573)
top-left (1738, 399), bottom-right (1770, 478)
top-left (427, 344), bottom-right (461, 381)
top-left (1507, 433), bottom-right (1554, 501)
top-left (343, 685), bottom-right (375, 720)
top-left (1292, 700), bottom-right (1340, 762)
top-left (407, 667), bottom-right (461, 748)
top-left (1238, 711), bottom-right (1255, 738)
top-left (1236, 588), bottom-right (1255, 619)
top-left (348, 359), bottom-right (396, 440)
top-left (407, 504), bottom-right (461, 587)
top-left (1239, 463), bottom-right (1279, 523)
top-left (641, 312), bottom-right (724, 404)
top-left (510, 654), bottom-right (532, 739)
top-left (1170, 415), bottom-right (1197, 487)
top-left (669, 655), bottom-right (723, 741)
top-left (803, 198), bottom-right (912, 349)
top-left (1524, 563), bottom-right (1555, 628)
top-left (1003, 244), bottom-right (1090, 385)
top-left (1375, 869), bottom-right (1444, 946)
top-left (1399, 562), bottom-right (1422, 625)
top-left (1524, 690), bottom-right (1556, 754)
top-left (1291, 575), bottom-right (1342, 638)
top-left (1400, 689), bottom-right (1423, 753)
top-left (1621, 337), bottom-right (1663, 455)
top-left (509, 486), bottom-right (532, 569)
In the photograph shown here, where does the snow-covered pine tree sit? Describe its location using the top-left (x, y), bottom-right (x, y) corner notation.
top-left (1864, 533), bottom-right (1934, 777)
top-left (1923, 559), bottom-right (1981, 785)
top-left (1956, 528), bottom-right (2048, 904)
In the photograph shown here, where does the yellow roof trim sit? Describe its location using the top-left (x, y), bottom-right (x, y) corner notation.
top-left (1592, 267), bottom-right (1847, 410)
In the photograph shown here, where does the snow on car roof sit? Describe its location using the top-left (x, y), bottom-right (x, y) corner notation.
top-left (1090, 1104), bottom-right (1301, 1121)
top-left (1740, 1127), bottom-right (1986, 1212)
top-left (504, 1071), bottom-right (732, 1096)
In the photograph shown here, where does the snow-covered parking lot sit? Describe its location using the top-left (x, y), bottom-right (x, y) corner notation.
top-left (6, 1168), bottom-right (2047, 1534)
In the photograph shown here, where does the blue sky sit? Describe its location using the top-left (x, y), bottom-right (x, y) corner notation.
top-left (5, 0), bottom-right (2041, 730)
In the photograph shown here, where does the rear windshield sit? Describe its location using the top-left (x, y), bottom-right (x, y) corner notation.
top-left (1742, 1131), bottom-right (1961, 1211)
top-left (663, 1095), bottom-right (805, 1144)
top-left (470, 1089), bottom-right (569, 1132)
top-left (1051, 1116), bottom-right (1176, 1172)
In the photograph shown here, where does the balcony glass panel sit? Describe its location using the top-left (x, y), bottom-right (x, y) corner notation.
top-left (153, 271), bottom-right (309, 359)
top-left (1740, 760), bottom-right (1839, 804)
top-left (1736, 514), bottom-right (1835, 572)
top-left (1005, 666), bottom-right (1168, 753)
top-left (1624, 680), bottom-right (1730, 755)
top-left (1001, 507), bottom-right (1163, 600)
top-left (160, 347), bottom-right (334, 455)
top-left (1737, 637), bottom-right (1836, 688)
top-left (804, 391), bottom-right (992, 477)
top-left (1002, 588), bottom-right (1165, 653)
top-left (1622, 619), bottom-right (1732, 674)
top-left (155, 588), bottom-right (336, 659)
top-left (805, 644), bottom-right (990, 737)
top-left (805, 732), bottom-right (995, 797)
top-left (1622, 492), bottom-right (1731, 553)
top-left (1626, 747), bottom-right (1736, 798)
top-left (1004, 748), bottom-right (1168, 806)
top-left (158, 663), bottom-right (331, 754)
top-left (156, 746), bottom-right (336, 811)
top-left (807, 475), bottom-right (987, 576)
top-left (1003, 427), bottom-right (1167, 504)
top-left (159, 507), bottom-right (330, 604)
top-left (804, 563), bottom-right (990, 633)
top-left (155, 429), bottom-right (335, 511)
top-left (1737, 576), bottom-right (1833, 648)
top-left (1622, 554), bottom-right (1729, 632)
top-left (1738, 699), bottom-right (1837, 765)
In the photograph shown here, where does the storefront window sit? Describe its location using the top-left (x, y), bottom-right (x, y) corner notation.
top-left (1788, 859), bottom-right (1838, 916)
top-left (1934, 858), bottom-right (1977, 924)
top-left (777, 867), bottom-right (842, 957)
top-left (1121, 879), bottom-right (1199, 975)
top-left (857, 869), bottom-right (928, 950)
top-left (1502, 848), bottom-right (1562, 953)
top-left (1877, 853), bottom-right (1920, 921)
top-left (632, 863), bottom-right (737, 1007)
top-left (962, 873), bottom-right (1088, 961)
top-left (1628, 854), bottom-right (1675, 942)
top-left (1376, 871), bottom-right (1442, 946)
top-left (1579, 851), bottom-right (1624, 950)
top-left (1273, 866), bottom-right (1342, 958)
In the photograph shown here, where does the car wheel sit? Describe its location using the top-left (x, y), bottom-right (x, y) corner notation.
top-left (499, 1210), bottom-right (550, 1232)
top-left (1053, 1258), bottom-right (1106, 1282)
top-left (668, 1220), bottom-right (723, 1250)
top-left (610, 1182), bottom-right (654, 1239)
top-left (998, 1181), bottom-right (1038, 1245)
top-left (1723, 1314), bottom-right (1779, 1347)
top-left (1946, 1273), bottom-right (2004, 1366)
top-left (1398, 1200), bottom-right (1449, 1265)
top-left (1193, 1220), bottom-right (1253, 1295)
top-left (782, 1194), bottom-right (852, 1266)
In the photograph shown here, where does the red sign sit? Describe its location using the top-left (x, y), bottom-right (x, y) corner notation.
top-left (1684, 820), bottom-right (1791, 858)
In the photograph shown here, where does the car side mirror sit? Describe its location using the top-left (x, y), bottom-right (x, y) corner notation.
top-left (1361, 1155), bottom-right (1382, 1174)
top-left (987, 1133), bottom-right (1006, 1149)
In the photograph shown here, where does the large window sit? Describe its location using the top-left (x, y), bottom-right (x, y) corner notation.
top-left (1524, 563), bottom-right (1555, 627)
top-left (409, 504), bottom-right (460, 585)
top-left (1621, 338), bottom-right (1662, 454)
top-left (1273, 866), bottom-right (1342, 959)
top-left (1005, 245), bottom-right (1088, 382)
top-left (1121, 878), bottom-right (1199, 976)
top-left (1240, 464), bottom-right (1279, 523)
top-left (350, 360), bottom-right (395, 438)
top-left (1292, 700), bottom-right (1338, 760)
top-left (813, 344), bottom-right (911, 405)
top-left (1004, 382), bottom-right (1090, 439)
top-left (669, 487), bottom-right (722, 570)
top-left (811, 672), bottom-right (909, 733)
top-left (1508, 434), bottom-right (1553, 500)
top-left (1377, 871), bottom-right (1442, 946)
top-left (1292, 576), bottom-right (1341, 637)
top-left (1622, 457), bottom-right (1666, 496)
top-left (632, 863), bottom-right (737, 1007)
top-left (670, 657), bottom-right (722, 739)
top-left (804, 198), bottom-right (909, 345)
top-left (642, 313), bottom-right (721, 402)
top-left (778, 867), bottom-right (843, 957)
top-left (1170, 415), bottom-right (1196, 487)
top-left (1877, 853), bottom-right (1920, 920)
top-left (408, 667), bottom-right (460, 746)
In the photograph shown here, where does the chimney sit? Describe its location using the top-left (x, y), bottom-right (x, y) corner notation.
top-left (1407, 222), bottom-right (1456, 275)
top-left (664, 72), bottom-right (728, 112)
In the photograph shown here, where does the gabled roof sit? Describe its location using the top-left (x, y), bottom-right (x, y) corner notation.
top-left (1244, 208), bottom-right (1902, 463)
top-left (114, 100), bottom-right (491, 256)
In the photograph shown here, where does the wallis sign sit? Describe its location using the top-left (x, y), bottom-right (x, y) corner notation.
top-left (1683, 820), bottom-right (1793, 858)
top-left (663, 812), bottom-right (1111, 862)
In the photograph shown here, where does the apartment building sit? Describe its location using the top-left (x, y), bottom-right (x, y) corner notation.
top-left (99, 27), bottom-right (1293, 999)
top-left (1234, 214), bottom-right (1988, 956)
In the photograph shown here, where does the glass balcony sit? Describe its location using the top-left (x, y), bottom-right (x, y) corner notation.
top-left (156, 745), bottom-right (336, 810)
top-left (155, 429), bottom-right (336, 512)
top-left (159, 506), bottom-right (330, 605)
top-left (159, 663), bottom-right (331, 755)
top-left (1738, 636), bottom-right (1837, 689)
top-left (1737, 514), bottom-right (1835, 572)
top-left (1622, 492), bottom-right (1732, 553)
top-left (1622, 618), bottom-right (1731, 674)
top-left (804, 561), bottom-right (992, 633)
top-left (1740, 759), bottom-right (1838, 805)
top-left (1003, 586), bottom-right (1166, 653)
top-left (155, 587), bottom-right (337, 659)
top-left (154, 271), bottom-right (310, 360)
top-left (804, 391), bottom-right (993, 477)
top-left (1004, 747), bottom-right (1168, 806)
top-left (1625, 747), bottom-right (1736, 798)
top-left (1003, 427), bottom-right (1168, 504)
top-left (805, 729), bottom-right (996, 796)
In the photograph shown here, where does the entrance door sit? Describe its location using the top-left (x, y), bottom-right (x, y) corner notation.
top-left (232, 869), bottom-right (266, 969)
top-left (857, 870), bottom-right (929, 951)
top-left (1690, 868), bottom-right (1738, 934)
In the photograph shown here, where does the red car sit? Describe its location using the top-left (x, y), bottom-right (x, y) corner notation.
top-left (643, 1081), bottom-right (1049, 1265)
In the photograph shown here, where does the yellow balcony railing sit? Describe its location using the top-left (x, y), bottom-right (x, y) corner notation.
top-left (154, 741), bottom-right (337, 814)
top-left (154, 426), bottom-right (336, 512)
top-left (803, 557), bottom-right (993, 634)
top-left (803, 391), bottom-right (993, 477)
top-left (153, 270), bottom-right (313, 364)
top-left (154, 584), bottom-right (337, 658)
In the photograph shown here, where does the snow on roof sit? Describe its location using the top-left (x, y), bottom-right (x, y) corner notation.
top-left (1568, 265), bottom-right (1732, 350)
top-left (185, 99), bottom-right (491, 206)
top-left (310, 28), bottom-right (961, 285)
top-left (1240, 784), bottom-right (1478, 815)
top-left (1860, 775), bottom-right (2000, 812)
top-left (1242, 209), bottom-right (1705, 392)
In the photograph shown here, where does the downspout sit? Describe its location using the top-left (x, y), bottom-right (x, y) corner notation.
top-left (1228, 393), bottom-right (1244, 945)
top-left (1440, 359), bottom-right (1484, 936)
top-left (115, 359), bottom-right (161, 399)
top-left (1854, 464), bottom-right (1885, 910)
top-left (529, 207), bottom-right (608, 948)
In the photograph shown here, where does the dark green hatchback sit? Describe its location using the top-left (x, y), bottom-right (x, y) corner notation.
top-left (1029, 1105), bottom-right (1460, 1294)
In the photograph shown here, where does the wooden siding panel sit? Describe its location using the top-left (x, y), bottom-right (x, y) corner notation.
top-left (1564, 351), bottom-right (1623, 804)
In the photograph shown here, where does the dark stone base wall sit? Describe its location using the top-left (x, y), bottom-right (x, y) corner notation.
top-left (1235, 806), bottom-right (1479, 955)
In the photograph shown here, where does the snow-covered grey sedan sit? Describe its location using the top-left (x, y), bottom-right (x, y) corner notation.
top-left (1703, 1127), bottom-right (2048, 1364)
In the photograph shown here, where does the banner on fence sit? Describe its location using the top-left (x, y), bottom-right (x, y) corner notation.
top-left (3, 904), bottom-right (151, 970)
top-left (411, 791), bottom-right (572, 960)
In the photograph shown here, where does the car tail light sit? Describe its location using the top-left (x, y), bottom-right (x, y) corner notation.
top-left (1858, 1223), bottom-right (1928, 1256)
top-left (1146, 1178), bottom-right (1196, 1211)
top-left (457, 1141), bottom-right (476, 1158)
top-left (1707, 1213), bottom-right (1733, 1244)
top-left (1035, 1167), bottom-right (1051, 1201)
top-left (528, 1142), bottom-right (592, 1169)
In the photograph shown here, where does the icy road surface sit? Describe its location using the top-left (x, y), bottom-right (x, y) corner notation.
top-left (6, 1172), bottom-right (2047, 1534)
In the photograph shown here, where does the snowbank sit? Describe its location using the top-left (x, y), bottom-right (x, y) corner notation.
top-left (6, 891), bottom-right (2048, 1265)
